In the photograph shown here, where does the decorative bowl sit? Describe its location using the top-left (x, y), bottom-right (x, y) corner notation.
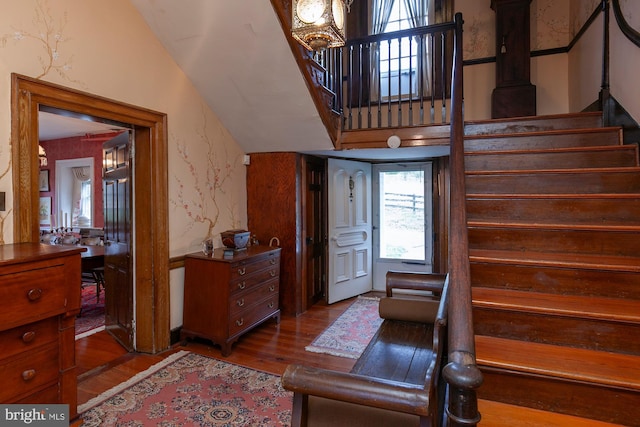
top-left (221, 230), bottom-right (250, 250)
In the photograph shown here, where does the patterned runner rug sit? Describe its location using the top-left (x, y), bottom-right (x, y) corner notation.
top-left (305, 296), bottom-right (382, 359)
top-left (76, 284), bottom-right (105, 339)
top-left (78, 351), bottom-right (291, 426)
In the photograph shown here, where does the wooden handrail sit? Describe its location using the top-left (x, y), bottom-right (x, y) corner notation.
top-left (269, 0), bottom-right (342, 147)
top-left (612, 0), bottom-right (640, 48)
top-left (442, 12), bottom-right (483, 427)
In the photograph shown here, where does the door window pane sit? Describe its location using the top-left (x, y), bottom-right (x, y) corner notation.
top-left (378, 169), bottom-right (425, 260)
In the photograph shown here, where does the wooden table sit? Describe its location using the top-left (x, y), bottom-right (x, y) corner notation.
top-left (79, 245), bottom-right (104, 271)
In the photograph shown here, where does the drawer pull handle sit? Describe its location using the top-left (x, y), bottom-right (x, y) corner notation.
top-left (270, 258), bottom-right (276, 265)
top-left (268, 302), bottom-right (274, 309)
top-left (238, 281), bottom-right (246, 290)
top-left (27, 288), bottom-right (43, 301)
top-left (236, 298), bottom-right (245, 307)
top-left (269, 285), bottom-right (275, 292)
top-left (22, 369), bottom-right (36, 381)
top-left (238, 267), bottom-right (246, 276)
top-left (22, 331), bottom-right (36, 343)
top-left (236, 318), bottom-right (244, 327)
top-left (270, 270), bottom-right (276, 277)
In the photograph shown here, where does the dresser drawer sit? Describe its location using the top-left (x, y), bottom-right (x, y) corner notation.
top-left (229, 265), bottom-right (280, 295)
top-left (0, 264), bottom-right (67, 328)
top-left (0, 318), bottom-right (58, 361)
top-left (0, 343), bottom-right (59, 402)
top-left (229, 295), bottom-right (279, 337)
top-left (16, 384), bottom-right (59, 405)
top-left (229, 279), bottom-right (279, 317)
top-left (229, 252), bottom-right (280, 281)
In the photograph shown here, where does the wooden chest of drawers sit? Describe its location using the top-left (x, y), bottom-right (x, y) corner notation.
top-left (181, 246), bottom-right (281, 356)
top-left (0, 243), bottom-right (83, 418)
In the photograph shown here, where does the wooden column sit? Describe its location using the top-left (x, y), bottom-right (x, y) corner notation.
top-left (491, 0), bottom-right (536, 118)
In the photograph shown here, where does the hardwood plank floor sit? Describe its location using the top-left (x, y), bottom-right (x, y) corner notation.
top-left (76, 297), bottom-right (357, 406)
top-left (75, 295), bottom-right (622, 426)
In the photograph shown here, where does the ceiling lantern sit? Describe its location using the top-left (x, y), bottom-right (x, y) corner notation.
top-left (292, 0), bottom-right (346, 51)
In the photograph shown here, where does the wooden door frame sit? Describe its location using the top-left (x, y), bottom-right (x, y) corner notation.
top-left (301, 155), bottom-right (327, 310)
top-left (11, 74), bottom-right (170, 353)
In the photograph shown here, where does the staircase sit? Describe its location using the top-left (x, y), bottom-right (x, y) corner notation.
top-left (463, 111), bottom-right (640, 426)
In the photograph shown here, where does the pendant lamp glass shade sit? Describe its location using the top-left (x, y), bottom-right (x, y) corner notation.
top-left (292, 0), bottom-right (346, 51)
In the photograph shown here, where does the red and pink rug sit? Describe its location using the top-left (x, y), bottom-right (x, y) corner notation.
top-left (305, 296), bottom-right (382, 359)
top-left (79, 351), bottom-right (291, 426)
top-left (76, 284), bottom-right (105, 339)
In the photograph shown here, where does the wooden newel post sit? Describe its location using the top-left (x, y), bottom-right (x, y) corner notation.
top-left (443, 356), bottom-right (484, 426)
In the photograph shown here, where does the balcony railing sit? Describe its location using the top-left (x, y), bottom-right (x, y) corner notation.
top-left (314, 20), bottom-right (456, 131)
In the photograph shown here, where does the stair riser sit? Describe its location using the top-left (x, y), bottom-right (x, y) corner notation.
top-left (477, 367), bottom-right (640, 426)
top-left (466, 171), bottom-right (640, 194)
top-left (473, 308), bottom-right (640, 355)
top-left (470, 263), bottom-right (640, 299)
top-left (468, 227), bottom-right (640, 257)
top-left (467, 198), bottom-right (640, 226)
top-left (465, 147), bottom-right (638, 171)
top-left (465, 129), bottom-right (622, 152)
top-left (465, 113), bottom-right (603, 136)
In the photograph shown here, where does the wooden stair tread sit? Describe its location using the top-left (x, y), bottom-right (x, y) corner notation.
top-left (475, 335), bottom-right (640, 390)
top-left (465, 144), bottom-right (636, 157)
top-left (466, 166), bottom-right (640, 175)
top-left (467, 193), bottom-right (640, 199)
top-left (472, 287), bottom-right (640, 323)
top-left (464, 126), bottom-right (622, 141)
top-left (469, 249), bottom-right (640, 272)
top-left (464, 112), bottom-right (603, 136)
top-left (467, 221), bottom-right (640, 232)
top-left (478, 399), bottom-right (626, 427)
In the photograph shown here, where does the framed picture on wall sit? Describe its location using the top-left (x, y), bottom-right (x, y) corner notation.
top-left (39, 196), bottom-right (52, 226)
top-left (39, 170), bottom-right (50, 192)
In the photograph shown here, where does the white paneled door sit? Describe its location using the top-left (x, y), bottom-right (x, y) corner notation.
top-left (327, 158), bottom-right (373, 304)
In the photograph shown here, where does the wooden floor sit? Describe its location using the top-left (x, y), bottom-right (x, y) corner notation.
top-left (76, 296), bottom-right (622, 426)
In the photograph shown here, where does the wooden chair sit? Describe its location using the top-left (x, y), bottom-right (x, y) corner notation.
top-left (282, 272), bottom-right (450, 427)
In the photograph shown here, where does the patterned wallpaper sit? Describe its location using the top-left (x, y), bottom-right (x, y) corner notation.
top-left (0, 0), bottom-right (246, 252)
top-left (460, 0), bottom-right (608, 60)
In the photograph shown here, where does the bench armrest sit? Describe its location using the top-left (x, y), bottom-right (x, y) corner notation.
top-left (386, 272), bottom-right (447, 297)
top-left (282, 364), bottom-right (434, 416)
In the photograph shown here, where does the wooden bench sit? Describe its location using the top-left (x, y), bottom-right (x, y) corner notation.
top-left (281, 272), bottom-right (450, 427)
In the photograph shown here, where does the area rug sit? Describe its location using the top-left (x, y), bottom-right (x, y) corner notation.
top-left (305, 296), bottom-right (382, 359)
top-left (76, 284), bottom-right (105, 339)
top-left (78, 350), bottom-right (292, 426)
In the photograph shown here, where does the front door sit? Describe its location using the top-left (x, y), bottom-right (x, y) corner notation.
top-left (327, 158), bottom-right (372, 304)
top-left (103, 131), bottom-right (134, 351)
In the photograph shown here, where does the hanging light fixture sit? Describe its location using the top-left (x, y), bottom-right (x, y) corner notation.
top-left (38, 144), bottom-right (47, 167)
top-left (292, 0), bottom-right (347, 51)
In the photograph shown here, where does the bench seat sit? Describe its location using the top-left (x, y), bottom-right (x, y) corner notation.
top-left (282, 272), bottom-right (450, 427)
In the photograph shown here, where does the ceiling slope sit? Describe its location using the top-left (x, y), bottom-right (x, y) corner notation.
top-left (129, 0), bottom-right (334, 154)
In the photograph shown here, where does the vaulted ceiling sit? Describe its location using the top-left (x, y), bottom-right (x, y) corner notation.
top-left (129, 0), bottom-right (335, 155)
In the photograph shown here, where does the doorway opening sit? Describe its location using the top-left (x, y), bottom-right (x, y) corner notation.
top-left (11, 73), bottom-right (170, 354)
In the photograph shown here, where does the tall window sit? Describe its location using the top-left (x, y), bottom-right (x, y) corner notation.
top-left (370, 0), bottom-right (434, 100)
